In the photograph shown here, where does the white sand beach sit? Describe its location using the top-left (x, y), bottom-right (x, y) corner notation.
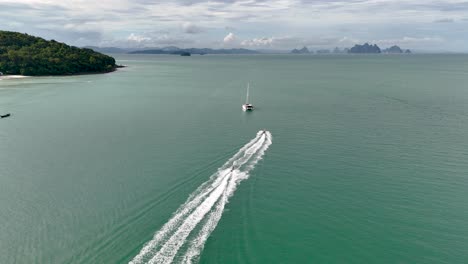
top-left (0, 75), bottom-right (28, 80)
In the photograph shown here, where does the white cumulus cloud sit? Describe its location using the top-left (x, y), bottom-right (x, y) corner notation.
top-left (223, 32), bottom-right (236, 44)
top-left (241, 37), bottom-right (274, 47)
top-left (127, 33), bottom-right (151, 43)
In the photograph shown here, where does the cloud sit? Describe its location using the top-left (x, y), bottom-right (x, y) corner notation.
top-left (240, 36), bottom-right (361, 49)
top-left (182, 22), bottom-right (203, 34)
top-left (0, 0), bottom-right (467, 51)
top-left (99, 31), bottom-right (196, 48)
top-left (225, 26), bottom-right (236, 31)
top-left (237, 34), bottom-right (445, 50)
top-left (241, 37), bottom-right (274, 47)
top-left (337, 36), bottom-right (360, 45)
top-left (434, 18), bottom-right (455, 23)
top-left (150, 34), bottom-right (195, 45)
top-left (371, 36), bottom-right (445, 49)
top-left (127, 33), bottom-right (151, 42)
top-left (223, 32), bottom-right (236, 44)
top-left (241, 36), bottom-right (306, 48)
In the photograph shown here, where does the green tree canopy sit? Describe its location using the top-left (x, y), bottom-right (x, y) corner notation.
top-left (0, 31), bottom-right (117, 76)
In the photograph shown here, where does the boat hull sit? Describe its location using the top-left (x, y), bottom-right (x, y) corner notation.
top-left (242, 104), bottom-right (254, 111)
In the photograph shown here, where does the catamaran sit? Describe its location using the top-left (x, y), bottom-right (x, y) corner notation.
top-left (242, 83), bottom-right (254, 111)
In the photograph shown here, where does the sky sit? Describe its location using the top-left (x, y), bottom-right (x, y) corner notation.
top-left (1, 0), bottom-right (468, 51)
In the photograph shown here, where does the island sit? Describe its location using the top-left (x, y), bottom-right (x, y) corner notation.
top-left (316, 49), bottom-right (331, 54)
top-left (291, 46), bottom-right (310, 54)
top-left (0, 31), bottom-right (118, 76)
top-left (129, 48), bottom-right (258, 55)
top-left (383, 45), bottom-right (403, 53)
top-left (348, 43), bottom-right (412, 54)
top-left (382, 45), bottom-right (412, 54)
top-left (348, 43), bottom-right (381, 54)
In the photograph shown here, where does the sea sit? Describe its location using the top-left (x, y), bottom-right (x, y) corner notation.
top-left (1, 54), bottom-right (468, 263)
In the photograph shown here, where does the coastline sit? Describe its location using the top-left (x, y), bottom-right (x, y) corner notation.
top-left (0, 66), bottom-right (125, 79)
top-left (52, 65), bottom-right (126, 76)
top-left (0, 75), bottom-right (29, 80)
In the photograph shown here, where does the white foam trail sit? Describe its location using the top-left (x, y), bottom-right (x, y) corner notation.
top-left (148, 172), bottom-right (231, 264)
top-left (182, 133), bottom-right (272, 264)
top-left (130, 131), bottom-right (272, 264)
top-left (149, 134), bottom-right (269, 264)
top-left (130, 133), bottom-right (264, 263)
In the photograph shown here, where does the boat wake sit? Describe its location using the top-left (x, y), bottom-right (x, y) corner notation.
top-left (130, 131), bottom-right (272, 264)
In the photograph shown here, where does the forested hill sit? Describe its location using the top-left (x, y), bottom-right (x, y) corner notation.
top-left (0, 31), bottom-right (117, 76)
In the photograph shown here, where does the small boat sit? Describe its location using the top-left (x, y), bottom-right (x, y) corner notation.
top-left (1, 113), bottom-right (11, 118)
top-left (242, 83), bottom-right (254, 111)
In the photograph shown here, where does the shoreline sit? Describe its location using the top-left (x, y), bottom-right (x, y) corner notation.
top-left (0, 75), bottom-right (29, 80)
top-left (0, 65), bottom-right (126, 79)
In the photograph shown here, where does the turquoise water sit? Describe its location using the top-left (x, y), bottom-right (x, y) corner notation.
top-left (1, 54), bottom-right (468, 263)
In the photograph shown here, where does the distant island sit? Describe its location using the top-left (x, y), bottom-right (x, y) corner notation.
top-left (291, 46), bottom-right (311, 54)
top-left (0, 31), bottom-right (118, 76)
top-left (316, 49), bottom-right (330, 54)
top-left (382, 45), bottom-right (412, 54)
top-left (289, 43), bottom-right (411, 55)
top-left (348, 43), bottom-right (381, 53)
top-left (348, 43), bottom-right (411, 54)
top-left (128, 47), bottom-right (259, 55)
top-left (84, 44), bottom-right (412, 57)
top-left (84, 46), bottom-right (130, 54)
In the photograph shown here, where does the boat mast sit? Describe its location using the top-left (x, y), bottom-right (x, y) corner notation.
top-left (246, 83), bottom-right (250, 104)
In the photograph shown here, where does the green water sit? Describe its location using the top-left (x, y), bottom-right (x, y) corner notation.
top-left (1, 54), bottom-right (468, 263)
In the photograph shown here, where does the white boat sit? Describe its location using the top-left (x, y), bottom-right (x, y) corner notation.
top-left (242, 83), bottom-right (254, 111)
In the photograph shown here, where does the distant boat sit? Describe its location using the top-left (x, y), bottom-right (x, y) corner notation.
top-left (242, 83), bottom-right (254, 111)
top-left (1, 113), bottom-right (11, 118)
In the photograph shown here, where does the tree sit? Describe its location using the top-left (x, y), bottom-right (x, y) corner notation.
top-left (0, 30), bottom-right (117, 76)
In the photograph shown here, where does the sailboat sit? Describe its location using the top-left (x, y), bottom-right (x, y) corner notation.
top-left (242, 83), bottom-right (254, 111)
